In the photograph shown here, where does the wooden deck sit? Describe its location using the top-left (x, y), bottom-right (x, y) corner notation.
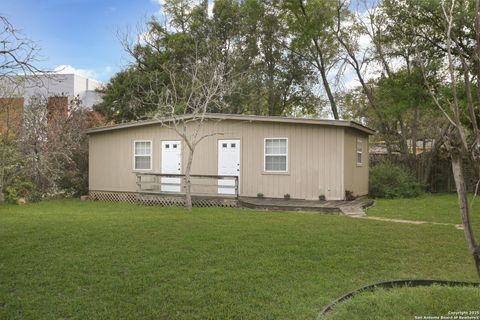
top-left (238, 197), bottom-right (374, 215)
top-left (91, 189), bottom-right (374, 215)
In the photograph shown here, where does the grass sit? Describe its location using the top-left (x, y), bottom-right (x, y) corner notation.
top-left (324, 285), bottom-right (480, 320)
top-left (367, 193), bottom-right (480, 224)
top-left (0, 197), bottom-right (479, 319)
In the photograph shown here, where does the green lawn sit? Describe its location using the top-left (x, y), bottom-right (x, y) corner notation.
top-left (0, 198), bottom-right (479, 319)
top-left (324, 285), bottom-right (480, 320)
top-left (367, 193), bottom-right (480, 224)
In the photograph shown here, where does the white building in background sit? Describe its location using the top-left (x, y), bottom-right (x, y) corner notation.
top-left (2, 73), bottom-right (104, 108)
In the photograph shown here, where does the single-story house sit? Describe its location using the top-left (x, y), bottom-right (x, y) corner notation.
top-left (85, 113), bottom-right (374, 203)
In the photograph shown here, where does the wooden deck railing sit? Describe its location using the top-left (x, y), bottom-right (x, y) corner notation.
top-left (136, 173), bottom-right (239, 198)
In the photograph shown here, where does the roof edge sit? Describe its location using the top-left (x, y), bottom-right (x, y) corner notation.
top-left (85, 113), bottom-right (375, 135)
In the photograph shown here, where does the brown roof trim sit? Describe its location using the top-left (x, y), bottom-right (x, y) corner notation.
top-left (85, 113), bottom-right (375, 135)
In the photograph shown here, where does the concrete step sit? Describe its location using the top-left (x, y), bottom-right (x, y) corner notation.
top-left (340, 206), bottom-right (366, 217)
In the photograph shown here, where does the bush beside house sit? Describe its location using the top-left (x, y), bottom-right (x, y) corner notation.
top-left (369, 162), bottom-right (424, 198)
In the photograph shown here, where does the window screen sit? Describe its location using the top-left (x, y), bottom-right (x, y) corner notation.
top-left (265, 138), bottom-right (287, 172)
top-left (356, 138), bottom-right (363, 166)
top-left (134, 141), bottom-right (152, 170)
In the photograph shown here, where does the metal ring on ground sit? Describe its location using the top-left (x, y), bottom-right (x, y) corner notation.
top-left (317, 279), bottom-right (480, 318)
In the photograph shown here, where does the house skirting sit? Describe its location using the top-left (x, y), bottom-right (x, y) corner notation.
top-left (89, 190), bottom-right (238, 208)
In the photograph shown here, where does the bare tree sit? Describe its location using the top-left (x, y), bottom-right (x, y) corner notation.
top-left (19, 94), bottom-right (96, 197)
top-left (417, 0), bottom-right (480, 276)
top-left (135, 55), bottom-right (233, 212)
top-left (0, 17), bottom-right (41, 75)
top-left (0, 15), bottom-right (46, 202)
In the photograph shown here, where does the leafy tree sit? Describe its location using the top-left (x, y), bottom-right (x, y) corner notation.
top-left (95, 70), bottom-right (160, 122)
top-left (96, 0), bottom-right (321, 121)
top-left (334, 0), bottom-right (446, 176)
top-left (382, 0), bottom-right (476, 62)
top-left (375, 68), bottom-right (439, 163)
top-left (283, 0), bottom-right (340, 118)
top-left (239, 0), bottom-right (320, 115)
top-left (408, 0), bottom-right (480, 276)
top-left (95, 18), bottom-right (190, 122)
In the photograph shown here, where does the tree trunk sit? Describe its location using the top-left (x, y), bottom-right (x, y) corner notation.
top-left (297, 2), bottom-right (339, 120)
top-left (0, 150), bottom-right (5, 203)
top-left (0, 106), bottom-right (11, 204)
top-left (411, 108), bottom-right (419, 175)
top-left (451, 153), bottom-right (480, 276)
top-left (184, 147), bottom-right (194, 213)
top-left (475, 0), bottom-right (480, 110)
top-left (423, 147), bottom-right (437, 187)
top-left (423, 124), bottom-right (449, 185)
top-left (318, 61), bottom-right (339, 120)
top-left (398, 120), bottom-right (410, 164)
top-left (201, 0), bottom-right (208, 14)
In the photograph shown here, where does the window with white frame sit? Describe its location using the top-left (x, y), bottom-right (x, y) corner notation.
top-left (265, 138), bottom-right (288, 172)
top-left (356, 138), bottom-right (363, 166)
top-left (134, 141), bottom-right (152, 170)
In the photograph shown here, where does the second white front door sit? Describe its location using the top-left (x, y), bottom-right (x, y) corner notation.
top-left (218, 139), bottom-right (240, 195)
top-left (161, 141), bottom-right (182, 192)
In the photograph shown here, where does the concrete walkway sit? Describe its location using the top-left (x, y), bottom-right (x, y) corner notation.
top-left (338, 204), bottom-right (368, 217)
top-left (241, 196), bottom-right (463, 230)
top-left (350, 215), bottom-right (464, 230)
top-left (338, 198), bottom-right (374, 217)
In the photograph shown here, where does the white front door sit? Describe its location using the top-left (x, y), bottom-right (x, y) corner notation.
top-left (218, 139), bottom-right (240, 195)
top-left (161, 141), bottom-right (182, 192)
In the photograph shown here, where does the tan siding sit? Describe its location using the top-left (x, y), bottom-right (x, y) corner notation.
top-left (89, 120), bottom-right (349, 200)
top-left (318, 127), bottom-right (325, 197)
top-left (343, 128), bottom-right (369, 196)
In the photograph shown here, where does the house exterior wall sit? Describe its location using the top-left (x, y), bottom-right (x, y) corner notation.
top-left (89, 119), bottom-right (349, 200)
top-left (343, 128), bottom-right (369, 196)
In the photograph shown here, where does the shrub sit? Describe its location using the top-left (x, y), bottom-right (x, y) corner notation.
top-left (57, 170), bottom-right (88, 197)
top-left (4, 179), bottom-right (41, 204)
top-left (319, 194), bottom-right (326, 201)
top-left (369, 163), bottom-right (424, 198)
top-left (284, 193), bottom-right (291, 200)
top-left (257, 193), bottom-right (264, 198)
